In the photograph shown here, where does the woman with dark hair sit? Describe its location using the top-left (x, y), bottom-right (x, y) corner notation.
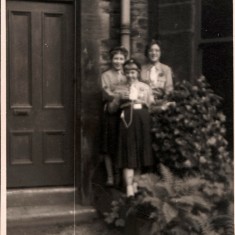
top-left (141, 40), bottom-right (173, 103)
top-left (101, 46), bottom-right (129, 186)
top-left (116, 59), bottom-right (154, 197)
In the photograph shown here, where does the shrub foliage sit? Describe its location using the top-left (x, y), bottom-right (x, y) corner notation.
top-left (151, 76), bottom-right (232, 183)
top-left (104, 165), bottom-right (233, 235)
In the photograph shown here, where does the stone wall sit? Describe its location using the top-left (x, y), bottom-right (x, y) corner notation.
top-left (131, 0), bottom-right (149, 63)
top-left (100, 0), bottom-right (150, 70)
top-left (79, 0), bottom-right (104, 204)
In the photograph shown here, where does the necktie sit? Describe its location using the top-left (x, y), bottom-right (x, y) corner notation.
top-left (149, 66), bottom-right (158, 86)
top-left (118, 70), bottom-right (122, 83)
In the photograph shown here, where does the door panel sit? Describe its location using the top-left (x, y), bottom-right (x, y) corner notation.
top-left (7, 1), bottom-right (75, 187)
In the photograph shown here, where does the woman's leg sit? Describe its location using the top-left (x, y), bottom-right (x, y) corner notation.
top-left (104, 155), bottom-right (114, 186)
top-left (133, 169), bottom-right (141, 194)
top-left (123, 168), bottom-right (134, 197)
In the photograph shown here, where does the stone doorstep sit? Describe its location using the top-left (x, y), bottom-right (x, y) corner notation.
top-left (7, 187), bottom-right (77, 207)
top-left (7, 187), bottom-right (98, 228)
top-left (7, 204), bottom-right (98, 228)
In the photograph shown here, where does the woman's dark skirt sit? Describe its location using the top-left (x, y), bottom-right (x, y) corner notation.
top-left (100, 106), bottom-right (121, 159)
top-left (116, 106), bottom-right (153, 169)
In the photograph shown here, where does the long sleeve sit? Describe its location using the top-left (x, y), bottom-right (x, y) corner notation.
top-left (164, 66), bottom-right (174, 93)
top-left (101, 72), bottom-right (115, 102)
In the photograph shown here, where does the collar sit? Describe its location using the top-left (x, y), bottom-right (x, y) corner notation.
top-left (146, 62), bottom-right (161, 71)
top-left (128, 80), bottom-right (139, 86)
top-left (111, 68), bottom-right (124, 75)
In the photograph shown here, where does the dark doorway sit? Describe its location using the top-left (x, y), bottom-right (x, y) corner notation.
top-left (7, 1), bottom-right (75, 187)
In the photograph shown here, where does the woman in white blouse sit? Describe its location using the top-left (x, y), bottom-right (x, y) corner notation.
top-left (141, 40), bottom-right (173, 102)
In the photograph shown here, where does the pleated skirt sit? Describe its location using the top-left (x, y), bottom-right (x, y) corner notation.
top-left (116, 106), bottom-right (154, 169)
top-left (100, 106), bottom-right (121, 159)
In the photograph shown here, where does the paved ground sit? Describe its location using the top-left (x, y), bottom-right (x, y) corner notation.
top-left (8, 219), bottom-right (122, 235)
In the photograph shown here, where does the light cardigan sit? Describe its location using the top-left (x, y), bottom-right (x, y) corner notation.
top-left (140, 62), bottom-right (173, 94)
top-left (101, 68), bottom-right (127, 102)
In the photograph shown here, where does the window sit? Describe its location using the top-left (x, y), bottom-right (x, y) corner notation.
top-left (198, 0), bottom-right (233, 149)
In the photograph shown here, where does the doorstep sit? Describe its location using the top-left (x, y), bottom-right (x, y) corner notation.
top-left (7, 187), bottom-right (97, 228)
top-left (7, 204), bottom-right (97, 228)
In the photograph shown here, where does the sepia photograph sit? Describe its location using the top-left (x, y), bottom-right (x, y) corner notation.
top-left (1, 0), bottom-right (234, 234)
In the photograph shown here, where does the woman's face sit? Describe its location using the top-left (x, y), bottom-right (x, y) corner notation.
top-left (125, 69), bottom-right (139, 83)
top-left (148, 44), bottom-right (161, 63)
top-left (111, 53), bottom-right (125, 70)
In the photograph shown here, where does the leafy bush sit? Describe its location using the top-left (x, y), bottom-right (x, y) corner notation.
top-left (151, 76), bottom-right (232, 183)
top-left (103, 197), bottom-right (127, 228)
top-left (137, 164), bottom-right (212, 235)
top-left (104, 164), bottom-right (233, 235)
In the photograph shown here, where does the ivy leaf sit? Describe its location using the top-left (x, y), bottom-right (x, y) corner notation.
top-left (115, 218), bottom-right (125, 227)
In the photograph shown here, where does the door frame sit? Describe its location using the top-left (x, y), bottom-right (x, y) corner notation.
top-left (4, 0), bottom-right (84, 202)
top-left (74, 0), bottom-right (83, 203)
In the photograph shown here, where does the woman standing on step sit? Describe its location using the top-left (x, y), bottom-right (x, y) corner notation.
top-left (116, 59), bottom-right (154, 197)
top-left (141, 40), bottom-right (174, 107)
top-left (100, 46), bottom-right (129, 187)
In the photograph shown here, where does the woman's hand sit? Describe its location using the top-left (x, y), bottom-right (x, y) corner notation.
top-left (152, 88), bottom-right (165, 99)
top-left (120, 91), bottom-right (130, 100)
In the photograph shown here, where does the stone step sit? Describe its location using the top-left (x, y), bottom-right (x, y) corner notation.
top-left (7, 187), bottom-right (98, 228)
top-left (7, 187), bottom-right (77, 207)
top-left (7, 204), bottom-right (97, 228)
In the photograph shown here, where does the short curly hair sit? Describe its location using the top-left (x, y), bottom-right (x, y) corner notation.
top-left (144, 39), bottom-right (162, 57)
top-left (109, 46), bottom-right (128, 59)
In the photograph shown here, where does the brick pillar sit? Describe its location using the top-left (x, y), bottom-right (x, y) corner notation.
top-left (78, 0), bottom-right (111, 204)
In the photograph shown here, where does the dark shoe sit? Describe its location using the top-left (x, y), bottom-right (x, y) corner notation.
top-left (126, 196), bottom-right (135, 205)
top-left (105, 177), bottom-right (114, 187)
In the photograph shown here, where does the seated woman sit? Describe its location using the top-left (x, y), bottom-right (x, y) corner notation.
top-left (141, 40), bottom-right (174, 107)
top-left (100, 46), bottom-right (129, 186)
top-left (116, 59), bottom-right (154, 197)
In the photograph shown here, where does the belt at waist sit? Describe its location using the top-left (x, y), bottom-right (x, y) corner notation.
top-left (120, 102), bottom-right (147, 110)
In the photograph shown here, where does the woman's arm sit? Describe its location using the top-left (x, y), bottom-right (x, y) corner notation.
top-left (164, 66), bottom-right (174, 93)
top-left (101, 73), bottom-right (116, 102)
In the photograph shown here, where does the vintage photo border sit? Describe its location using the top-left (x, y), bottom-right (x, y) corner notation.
top-left (1, 0), bottom-right (7, 234)
top-left (1, 1), bottom-right (235, 235)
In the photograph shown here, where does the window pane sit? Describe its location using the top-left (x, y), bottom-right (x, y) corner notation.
top-left (201, 0), bottom-right (233, 39)
top-left (202, 43), bottom-right (233, 148)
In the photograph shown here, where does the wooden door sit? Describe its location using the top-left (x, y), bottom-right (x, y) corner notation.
top-left (7, 1), bottom-right (75, 187)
